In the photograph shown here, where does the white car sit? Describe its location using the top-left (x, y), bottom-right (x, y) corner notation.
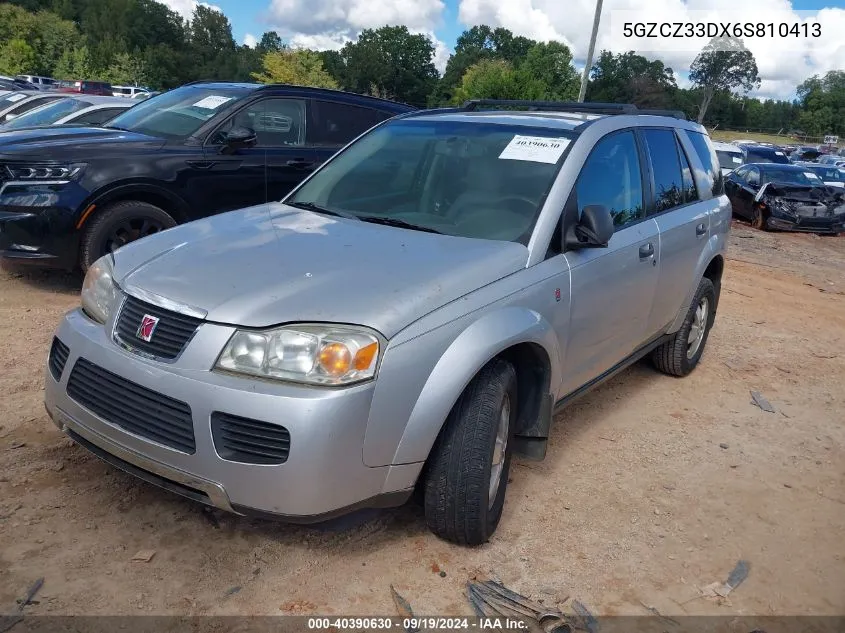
top-left (713, 141), bottom-right (744, 176)
top-left (0, 91), bottom-right (66, 123)
top-left (112, 85), bottom-right (152, 98)
top-left (0, 95), bottom-right (131, 130)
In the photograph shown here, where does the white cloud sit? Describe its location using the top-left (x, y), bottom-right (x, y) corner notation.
top-left (243, 33), bottom-right (259, 47)
top-left (267, 0), bottom-right (444, 36)
top-left (158, 0), bottom-right (223, 19)
top-left (455, 0), bottom-right (845, 99)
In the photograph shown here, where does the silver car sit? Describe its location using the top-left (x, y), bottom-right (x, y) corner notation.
top-left (45, 101), bottom-right (730, 545)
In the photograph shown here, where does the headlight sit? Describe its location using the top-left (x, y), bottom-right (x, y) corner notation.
top-left (4, 163), bottom-right (85, 181)
top-left (81, 255), bottom-right (119, 324)
top-left (216, 324), bottom-right (381, 386)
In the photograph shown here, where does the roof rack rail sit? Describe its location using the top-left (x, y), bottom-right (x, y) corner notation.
top-left (460, 99), bottom-right (687, 120)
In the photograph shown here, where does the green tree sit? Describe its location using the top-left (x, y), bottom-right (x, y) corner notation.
top-left (318, 49), bottom-right (345, 85)
top-left (451, 59), bottom-right (545, 103)
top-left (257, 31), bottom-right (284, 54)
top-left (53, 44), bottom-right (93, 80)
top-left (104, 51), bottom-right (148, 86)
top-left (252, 49), bottom-right (338, 88)
top-left (689, 36), bottom-right (760, 123)
top-left (189, 5), bottom-right (238, 80)
top-left (520, 41), bottom-right (579, 100)
top-left (797, 71), bottom-right (845, 137)
top-left (339, 26), bottom-right (438, 106)
top-left (433, 25), bottom-right (533, 105)
top-left (0, 38), bottom-right (36, 75)
top-left (587, 50), bottom-right (677, 108)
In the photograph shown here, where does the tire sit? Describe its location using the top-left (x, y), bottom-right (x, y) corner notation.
top-left (652, 277), bottom-right (716, 377)
top-left (79, 200), bottom-right (177, 271)
top-left (750, 204), bottom-right (767, 231)
top-left (423, 359), bottom-right (517, 546)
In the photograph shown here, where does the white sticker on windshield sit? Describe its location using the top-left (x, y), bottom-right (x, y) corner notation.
top-left (192, 95), bottom-right (233, 110)
top-left (7, 93), bottom-right (27, 103)
top-left (804, 172), bottom-right (820, 180)
top-left (775, 151), bottom-right (784, 155)
top-left (499, 135), bottom-right (570, 164)
top-left (732, 156), bottom-right (742, 164)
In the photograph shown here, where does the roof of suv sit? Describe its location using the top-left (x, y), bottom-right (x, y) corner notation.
top-left (183, 81), bottom-right (417, 111)
top-left (394, 99), bottom-right (702, 134)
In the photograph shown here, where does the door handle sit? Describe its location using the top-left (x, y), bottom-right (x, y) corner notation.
top-left (285, 159), bottom-right (315, 169)
top-left (695, 223), bottom-right (707, 236)
top-left (186, 160), bottom-right (216, 170)
top-left (639, 243), bottom-right (654, 259)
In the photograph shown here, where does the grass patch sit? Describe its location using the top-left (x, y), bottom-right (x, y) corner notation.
top-left (708, 130), bottom-right (797, 145)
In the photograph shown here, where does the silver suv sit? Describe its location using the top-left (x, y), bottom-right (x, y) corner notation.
top-left (45, 100), bottom-right (730, 545)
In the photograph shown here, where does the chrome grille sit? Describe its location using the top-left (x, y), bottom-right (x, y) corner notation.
top-left (114, 295), bottom-right (202, 360)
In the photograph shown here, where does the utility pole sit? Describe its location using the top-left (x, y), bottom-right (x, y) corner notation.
top-left (578, 0), bottom-right (604, 102)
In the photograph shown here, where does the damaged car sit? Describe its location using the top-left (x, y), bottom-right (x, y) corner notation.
top-left (725, 163), bottom-right (845, 234)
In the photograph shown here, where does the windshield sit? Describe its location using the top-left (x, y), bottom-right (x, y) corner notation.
top-left (810, 167), bottom-right (845, 183)
top-left (0, 92), bottom-right (29, 110)
top-left (105, 85), bottom-right (255, 140)
top-left (716, 150), bottom-right (743, 170)
top-left (287, 119), bottom-right (573, 243)
top-left (2, 97), bottom-right (86, 130)
top-left (746, 149), bottom-right (789, 164)
top-left (764, 169), bottom-right (824, 186)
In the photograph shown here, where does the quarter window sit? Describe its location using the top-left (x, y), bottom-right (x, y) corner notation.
top-left (307, 101), bottom-right (391, 147)
top-left (575, 130), bottom-right (644, 229)
top-left (688, 131), bottom-right (724, 196)
top-left (643, 128), bottom-right (685, 214)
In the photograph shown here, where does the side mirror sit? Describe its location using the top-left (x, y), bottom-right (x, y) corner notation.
top-left (564, 204), bottom-right (614, 250)
top-left (221, 126), bottom-right (257, 153)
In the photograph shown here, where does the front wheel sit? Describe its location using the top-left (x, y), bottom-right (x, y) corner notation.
top-left (79, 200), bottom-right (177, 271)
top-left (423, 359), bottom-right (517, 545)
top-left (750, 204), bottom-right (768, 230)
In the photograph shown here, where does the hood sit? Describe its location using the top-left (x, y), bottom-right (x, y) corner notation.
top-left (0, 126), bottom-right (164, 158)
top-left (112, 203), bottom-right (529, 337)
top-left (757, 181), bottom-right (845, 217)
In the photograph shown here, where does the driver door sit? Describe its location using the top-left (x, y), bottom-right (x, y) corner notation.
top-left (558, 129), bottom-right (661, 396)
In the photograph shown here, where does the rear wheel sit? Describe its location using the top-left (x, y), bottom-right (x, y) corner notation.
top-left (652, 277), bottom-right (716, 377)
top-left (79, 200), bottom-right (176, 271)
top-left (423, 359), bottom-right (517, 545)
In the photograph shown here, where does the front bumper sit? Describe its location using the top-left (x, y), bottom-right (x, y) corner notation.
top-left (767, 212), bottom-right (845, 234)
top-left (44, 308), bottom-right (419, 520)
top-left (0, 185), bottom-right (85, 269)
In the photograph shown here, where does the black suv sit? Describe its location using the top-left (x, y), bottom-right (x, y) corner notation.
top-left (0, 82), bottom-right (415, 270)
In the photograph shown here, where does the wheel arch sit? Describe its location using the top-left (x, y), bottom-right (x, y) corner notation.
top-left (389, 307), bottom-right (561, 468)
top-left (668, 241), bottom-right (725, 333)
top-left (77, 182), bottom-right (191, 231)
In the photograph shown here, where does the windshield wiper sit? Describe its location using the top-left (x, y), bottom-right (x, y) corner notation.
top-left (357, 215), bottom-right (443, 234)
top-left (286, 200), bottom-right (359, 220)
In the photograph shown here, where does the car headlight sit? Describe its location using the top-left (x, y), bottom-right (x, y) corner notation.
top-left (216, 324), bottom-right (381, 386)
top-left (81, 255), bottom-right (119, 324)
top-left (4, 163), bottom-right (86, 181)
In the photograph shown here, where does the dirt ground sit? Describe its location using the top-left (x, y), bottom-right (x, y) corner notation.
top-left (0, 221), bottom-right (843, 619)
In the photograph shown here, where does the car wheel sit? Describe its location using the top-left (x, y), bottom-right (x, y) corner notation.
top-left (80, 200), bottom-right (177, 271)
top-left (750, 204), bottom-right (767, 230)
top-left (423, 359), bottom-right (517, 546)
top-left (652, 277), bottom-right (716, 377)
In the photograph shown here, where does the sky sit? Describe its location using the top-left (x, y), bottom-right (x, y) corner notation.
top-left (160, 0), bottom-right (845, 100)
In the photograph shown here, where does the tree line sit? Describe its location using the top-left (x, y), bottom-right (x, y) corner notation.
top-left (1, 0), bottom-right (842, 137)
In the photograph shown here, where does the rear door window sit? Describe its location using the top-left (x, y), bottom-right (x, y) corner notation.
top-left (307, 101), bottom-right (392, 147)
